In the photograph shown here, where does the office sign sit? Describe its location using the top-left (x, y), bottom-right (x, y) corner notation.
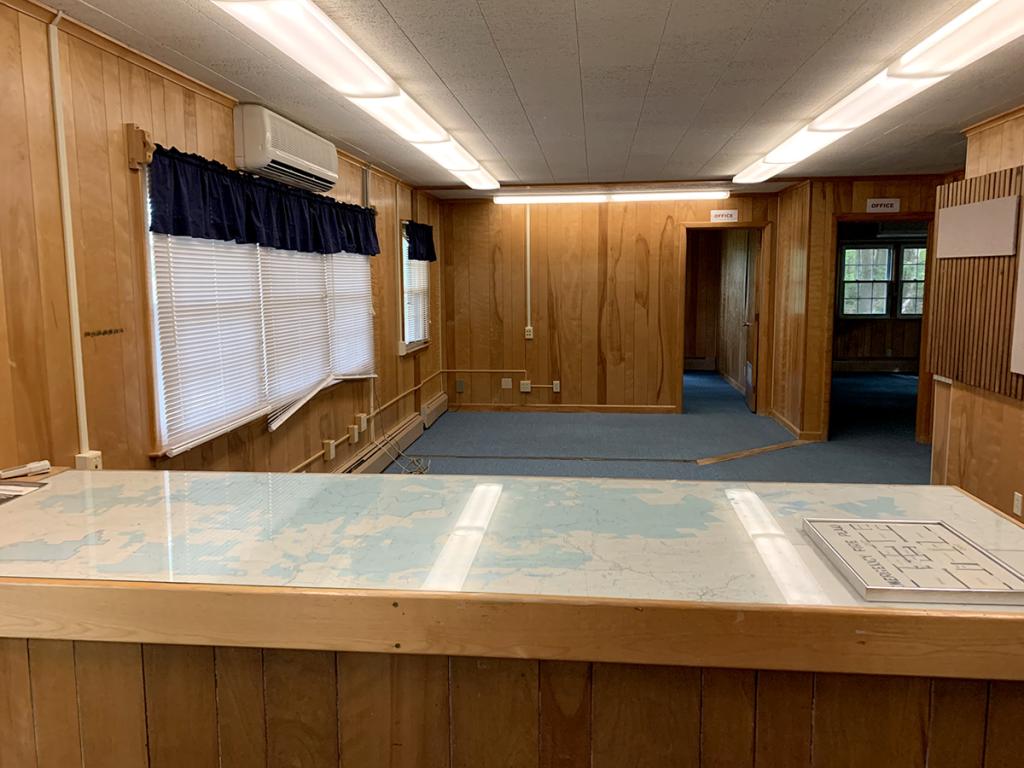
top-left (710, 209), bottom-right (739, 222)
top-left (866, 198), bottom-right (901, 213)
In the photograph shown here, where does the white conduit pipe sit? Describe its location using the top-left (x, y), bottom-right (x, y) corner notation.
top-left (525, 204), bottom-right (531, 331)
top-left (48, 13), bottom-right (91, 456)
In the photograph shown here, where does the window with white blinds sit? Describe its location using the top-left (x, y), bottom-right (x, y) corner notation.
top-left (149, 233), bottom-right (374, 455)
top-left (402, 224), bottom-right (430, 346)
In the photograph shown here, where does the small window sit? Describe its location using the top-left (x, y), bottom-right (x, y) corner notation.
top-left (899, 247), bottom-right (927, 316)
top-left (841, 247), bottom-right (892, 316)
top-left (401, 223), bottom-right (430, 347)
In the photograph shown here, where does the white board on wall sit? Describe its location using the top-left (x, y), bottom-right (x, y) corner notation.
top-left (936, 195), bottom-right (1020, 259)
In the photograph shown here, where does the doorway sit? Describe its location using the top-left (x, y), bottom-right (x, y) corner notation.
top-left (829, 220), bottom-right (928, 443)
top-left (683, 228), bottom-right (761, 413)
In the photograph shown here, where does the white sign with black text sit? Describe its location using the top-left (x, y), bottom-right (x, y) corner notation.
top-left (865, 198), bottom-right (901, 213)
top-left (710, 209), bottom-right (739, 222)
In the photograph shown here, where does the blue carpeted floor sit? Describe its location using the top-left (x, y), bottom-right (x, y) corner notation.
top-left (386, 371), bottom-right (931, 483)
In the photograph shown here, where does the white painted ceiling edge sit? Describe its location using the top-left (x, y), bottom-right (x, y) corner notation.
top-left (40, 0), bottom-right (1024, 189)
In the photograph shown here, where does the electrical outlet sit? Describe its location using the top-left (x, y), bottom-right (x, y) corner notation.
top-left (349, 424), bottom-right (360, 444)
top-left (501, 377), bottom-right (513, 389)
top-left (524, 326), bottom-right (534, 340)
top-left (519, 380), bottom-right (532, 393)
top-left (1014, 492), bottom-right (1023, 518)
top-left (357, 413), bottom-right (368, 431)
top-left (322, 439), bottom-right (336, 461)
top-left (455, 378), bottom-right (465, 393)
top-left (552, 380), bottom-right (561, 393)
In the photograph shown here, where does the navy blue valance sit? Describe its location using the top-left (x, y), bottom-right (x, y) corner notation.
top-left (148, 145), bottom-right (380, 256)
top-left (405, 221), bottom-right (437, 262)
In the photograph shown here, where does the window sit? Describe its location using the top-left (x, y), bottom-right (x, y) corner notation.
top-left (149, 232), bottom-right (374, 455)
top-left (839, 244), bottom-right (926, 319)
top-left (899, 247), bottom-right (926, 316)
top-left (401, 223), bottom-right (430, 347)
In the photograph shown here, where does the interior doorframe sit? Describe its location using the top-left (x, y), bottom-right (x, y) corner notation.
top-left (823, 212), bottom-right (936, 442)
top-left (679, 221), bottom-right (774, 416)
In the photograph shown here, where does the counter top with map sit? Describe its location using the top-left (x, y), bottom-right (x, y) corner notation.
top-left (1, 470), bottom-right (1022, 679)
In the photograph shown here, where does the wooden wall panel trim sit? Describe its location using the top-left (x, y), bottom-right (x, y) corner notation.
top-left (3, 578), bottom-right (1024, 680)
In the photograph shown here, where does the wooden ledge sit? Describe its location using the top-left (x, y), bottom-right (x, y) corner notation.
top-left (0, 577), bottom-right (1022, 681)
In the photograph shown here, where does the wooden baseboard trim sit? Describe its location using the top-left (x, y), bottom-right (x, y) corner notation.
top-left (449, 403), bottom-right (680, 414)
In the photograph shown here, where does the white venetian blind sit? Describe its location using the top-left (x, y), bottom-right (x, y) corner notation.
top-left (150, 233), bottom-right (268, 451)
top-left (329, 252), bottom-right (375, 375)
top-left (402, 226), bottom-right (430, 345)
top-left (261, 246), bottom-right (332, 409)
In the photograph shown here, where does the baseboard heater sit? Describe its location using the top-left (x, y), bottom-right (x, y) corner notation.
top-left (333, 392), bottom-right (447, 475)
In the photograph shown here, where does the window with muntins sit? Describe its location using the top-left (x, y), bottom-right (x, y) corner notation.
top-left (839, 243), bottom-right (926, 319)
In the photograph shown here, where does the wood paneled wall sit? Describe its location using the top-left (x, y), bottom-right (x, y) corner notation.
top-left (965, 106), bottom-right (1024, 178)
top-left (2, 638), bottom-right (1023, 768)
top-left (927, 158), bottom-right (1024, 512)
top-left (0, 0), bottom-right (443, 472)
top-left (833, 318), bottom-right (921, 372)
top-left (771, 178), bottom-right (943, 439)
top-left (683, 230), bottom-right (721, 371)
top-left (440, 197), bottom-right (776, 411)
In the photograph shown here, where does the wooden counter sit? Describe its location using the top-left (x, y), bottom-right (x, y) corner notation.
top-left (1, 470), bottom-right (1022, 766)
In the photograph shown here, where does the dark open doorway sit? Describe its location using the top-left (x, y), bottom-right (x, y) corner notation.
top-left (829, 220), bottom-right (928, 443)
top-left (683, 228), bottom-right (761, 413)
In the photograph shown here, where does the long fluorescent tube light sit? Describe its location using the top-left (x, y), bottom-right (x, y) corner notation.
top-left (493, 190), bottom-right (730, 205)
top-left (734, 0), bottom-right (1024, 184)
top-left (214, 0), bottom-right (498, 190)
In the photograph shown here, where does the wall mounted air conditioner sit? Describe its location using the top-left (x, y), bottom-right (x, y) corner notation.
top-left (234, 104), bottom-right (339, 193)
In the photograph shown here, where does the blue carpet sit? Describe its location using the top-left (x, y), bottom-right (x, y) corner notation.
top-left (387, 372), bottom-right (931, 484)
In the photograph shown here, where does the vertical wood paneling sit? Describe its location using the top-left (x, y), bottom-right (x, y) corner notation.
top-left (539, 661), bottom-right (591, 768)
top-left (754, 671), bottom-right (812, 768)
top-left (143, 644), bottom-right (219, 768)
top-left (338, 652), bottom-right (450, 768)
top-left (451, 657), bottom-right (539, 768)
top-left (215, 647), bottom-right (268, 768)
top-left (75, 641), bottom-right (150, 768)
top-left (27, 640), bottom-right (83, 768)
top-left (0, 639), bottom-right (37, 768)
top-left (927, 679), bottom-right (987, 768)
top-left (591, 663), bottom-right (700, 768)
top-left (264, 649), bottom-right (339, 768)
top-left (984, 681), bottom-right (1024, 767)
top-left (701, 668), bottom-right (756, 768)
top-left (965, 108), bottom-right (1024, 176)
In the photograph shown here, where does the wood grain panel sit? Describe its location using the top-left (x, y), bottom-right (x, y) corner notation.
top-left (811, 673), bottom-right (929, 768)
top-left (75, 641), bottom-right (150, 768)
top-left (591, 663), bottom-right (700, 768)
top-left (684, 230), bottom-right (721, 370)
top-left (338, 652), bottom-right (450, 768)
top-left (264, 649), bottom-right (339, 768)
top-left (965, 106), bottom-right (1024, 176)
top-left (539, 661), bottom-right (591, 768)
top-left (143, 644), bottom-right (219, 768)
top-left (451, 657), bottom-right (539, 768)
top-left (5, 638), bottom-right (1024, 767)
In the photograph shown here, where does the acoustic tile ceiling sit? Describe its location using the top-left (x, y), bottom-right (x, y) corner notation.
top-left (48, 0), bottom-right (1024, 189)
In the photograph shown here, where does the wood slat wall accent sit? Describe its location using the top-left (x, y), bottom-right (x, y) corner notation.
top-left (0, 0), bottom-right (444, 472)
top-left (927, 168), bottom-right (1024, 402)
top-left (440, 197), bottom-right (776, 411)
top-left (1, 639), bottom-right (1022, 768)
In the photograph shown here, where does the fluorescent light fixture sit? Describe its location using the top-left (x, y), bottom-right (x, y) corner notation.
top-left (450, 167), bottom-right (501, 190)
top-left (734, 0), bottom-right (1024, 183)
top-left (810, 71), bottom-right (942, 132)
top-left (609, 190), bottom-right (730, 202)
top-left (214, 0), bottom-right (397, 98)
top-left (412, 138), bottom-right (480, 172)
top-left (420, 483), bottom-right (503, 591)
top-left (763, 126), bottom-right (850, 165)
top-left (725, 488), bottom-right (828, 605)
top-left (213, 0), bottom-right (499, 190)
top-left (493, 190), bottom-right (730, 205)
top-left (893, 0), bottom-right (1024, 77)
top-left (348, 92), bottom-right (447, 143)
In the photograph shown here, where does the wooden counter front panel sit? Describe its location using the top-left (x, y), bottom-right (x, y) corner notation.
top-left (2, 639), bottom-right (1022, 768)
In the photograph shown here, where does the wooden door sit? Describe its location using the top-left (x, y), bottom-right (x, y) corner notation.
top-left (743, 231), bottom-right (762, 412)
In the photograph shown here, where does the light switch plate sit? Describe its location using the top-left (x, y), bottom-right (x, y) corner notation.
top-left (552, 380), bottom-right (561, 393)
top-left (501, 377), bottom-right (513, 389)
top-left (519, 380), bottom-right (532, 393)
top-left (1014, 492), bottom-right (1022, 518)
